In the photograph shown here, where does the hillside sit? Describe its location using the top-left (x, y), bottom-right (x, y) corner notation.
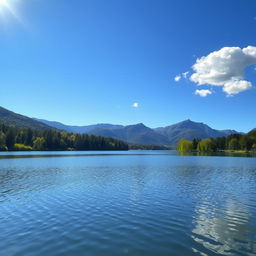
top-left (0, 106), bottom-right (51, 130)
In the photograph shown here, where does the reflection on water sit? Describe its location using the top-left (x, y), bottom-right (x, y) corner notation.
top-left (192, 199), bottom-right (256, 255)
top-left (0, 151), bottom-right (255, 256)
top-left (179, 151), bottom-right (256, 158)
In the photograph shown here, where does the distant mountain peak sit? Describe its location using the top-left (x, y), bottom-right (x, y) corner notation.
top-left (181, 119), bottom-right (193, 124)
top-left (181, 119), bottom-right (201, 124)
top-left (134, 123), bottom-right (146, 127)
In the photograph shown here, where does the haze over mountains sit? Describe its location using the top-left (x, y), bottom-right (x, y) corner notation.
top-left (0, 106), bottom-right (240, 146)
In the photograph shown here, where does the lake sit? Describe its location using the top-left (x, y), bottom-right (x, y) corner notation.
top-left (0, 151), bottom-right (255, 256)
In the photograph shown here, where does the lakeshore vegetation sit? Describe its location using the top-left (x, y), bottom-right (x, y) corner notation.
top-left (177, 129), bottom-right (256, 153)
top-left (0, 124), bottom-right (128, 151)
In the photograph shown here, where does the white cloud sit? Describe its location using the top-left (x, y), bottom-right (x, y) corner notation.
top-left (222, 80), bottom-right (251, 95)
top-left (190, 46), bottom-right (256, 95)
top-left (195, 89), bottom-right (212, 97)
top-left (182, 71), bottom-right (189, 78)
top-left (132, 102), bottom-right (139, 108)
top-left (174, 75), bottom-right (181, 82)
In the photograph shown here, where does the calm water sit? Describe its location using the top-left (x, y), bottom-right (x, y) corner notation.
top-left (0, 151), bottom-right (256, 256)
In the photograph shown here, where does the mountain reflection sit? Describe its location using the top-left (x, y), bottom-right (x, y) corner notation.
top-left (192, 198), bottom-right (256, 255)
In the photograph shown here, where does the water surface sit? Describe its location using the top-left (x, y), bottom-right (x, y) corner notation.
top-left (0, 151), bottom-right (255, 255)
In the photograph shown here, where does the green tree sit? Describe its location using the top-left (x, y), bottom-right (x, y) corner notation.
top-left (177, 139), bottom-right (193, 152)
top-left (192, 138), bottom-right (200, 151)
top-left (5, 129), bottom-right (15, 150)
top-left (228, 138), bottom-right (240, 150)
top-left (197, 138), bottom-right (216, 152)
top-left (0, 123), bottom-right (129, 151)
top-left (33, 137), bottom-right (46, 151)
top-left (239, 136), bottom-right (253, 151)
top-left (215, 137), bottom-right (226, 150)
top-left (25, 128), bottom-right (33, 146)
top-left (0, 131), bottom-right (7, 151)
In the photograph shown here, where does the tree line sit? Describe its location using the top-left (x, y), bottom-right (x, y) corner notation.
top-left (0, 124), bottom-right (129, 151)
top-left (177, 129), bottom-right (256, 152)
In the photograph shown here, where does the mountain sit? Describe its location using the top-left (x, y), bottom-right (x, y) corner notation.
top-left (36, 119), bottom-right (170, 145)
top-left (0, 106), bottom-right (51, 130)
top-left (37, 118), bottom-right (239, 146)
top-left (83, 120), bottom-right (239, 145)
top-left (88, 123), bottom-right (169, 145)
top-left (154, 119), bottom-right (238, 145)
top-left (220, 129), bottom-right (240, 136)
top-left (33, 118), bottom-right (123, 133)
top-left (1, 106), bottom-right (239, 146)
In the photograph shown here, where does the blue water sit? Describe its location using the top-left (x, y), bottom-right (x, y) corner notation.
top-left (0, 151), bottom-right (255, 256)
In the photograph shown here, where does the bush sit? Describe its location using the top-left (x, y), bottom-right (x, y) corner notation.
top-left (13, 144), bottom-right (33, 151)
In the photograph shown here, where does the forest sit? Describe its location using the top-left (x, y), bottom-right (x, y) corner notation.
top-left (0, 124), bottom-right (129, 151)
top-left (177, 129), bottom-right (256, 153)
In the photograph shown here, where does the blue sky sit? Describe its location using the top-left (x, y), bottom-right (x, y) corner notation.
top-left (0, 0), bottom-right (256, 132)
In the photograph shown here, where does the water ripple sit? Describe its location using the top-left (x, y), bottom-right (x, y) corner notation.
top-left (0, 151), bottom-right (255, 255)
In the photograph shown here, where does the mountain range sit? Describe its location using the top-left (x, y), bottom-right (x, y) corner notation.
top-left (33, 118), bottom-right (123, 133)
top-left (34, 118), bottom-right (239, 146)
top-left (0, 106), bottom-right (240, 146)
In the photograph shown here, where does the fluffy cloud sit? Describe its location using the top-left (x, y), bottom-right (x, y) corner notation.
top-left (174, 75), bottom-right (181, 82)
top-left (195, 89), bottom-right (212, 97)
top-left (132, 102), bottom-right (139, 108)
top-left (190, 46), bottom-right (256, 95)
top-left (222, 80), bottom-right (251, 95)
